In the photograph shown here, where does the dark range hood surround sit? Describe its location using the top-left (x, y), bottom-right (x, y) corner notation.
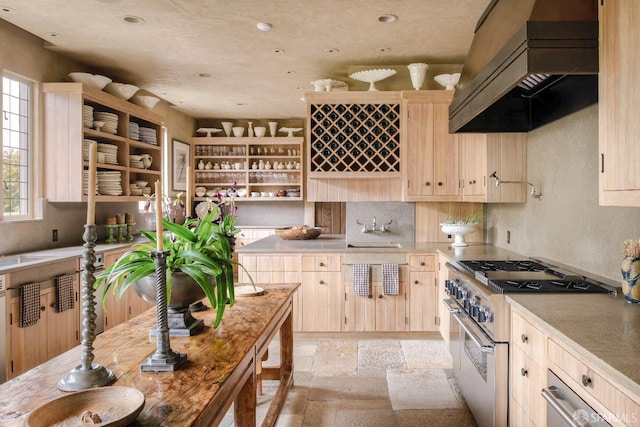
top-left (449, 0), bottom-right (599, 133)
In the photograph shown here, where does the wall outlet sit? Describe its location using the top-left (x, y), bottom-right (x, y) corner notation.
top-left (507, 230), bottom-right (511, 244)
top-left (52, 229), bottom-right (58, 242)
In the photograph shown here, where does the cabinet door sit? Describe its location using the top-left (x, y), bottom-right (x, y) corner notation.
top-left (433, 102), bottom-right (459, 198)
top-left (407, 271), bottom-right (437, 332)
top-left (301, 270), bottom-right (342, 331)
top-left (460, 133), bottom-right (487, 199)
top-left (599, 1), bottom-right (640, 206)
top-left (404, 101), bottom-right (436, 198)
top-left (45, 278), bottom-right (80, 359)
top-left (437, 256), bottom-right (451, 345)
top-left (372, 284), bottom-right (406, 332)
top-left (8, 294), bottom-right (49, 378)
top-left (102, 250), bottom-right (131, 331)
top-left (343, 285), bottom-right (376, 332)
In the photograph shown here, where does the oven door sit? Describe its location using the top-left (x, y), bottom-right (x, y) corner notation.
top-left (446, 298), bottom-right (508, 427)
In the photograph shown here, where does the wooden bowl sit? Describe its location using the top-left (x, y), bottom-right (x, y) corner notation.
top-left (25, 386), bottom-right (145, 426)
top-left (275, 226), bottom-right (322, 240)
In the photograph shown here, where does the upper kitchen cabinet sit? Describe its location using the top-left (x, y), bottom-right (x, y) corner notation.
top-left (460, 133), bottom-right (527, 203)
top-left (43, 83), bottom-right (164, 202)
top-left (402, 91), bottom-right (459, 202)
top-left (598, 1), bottom-right (640, 206)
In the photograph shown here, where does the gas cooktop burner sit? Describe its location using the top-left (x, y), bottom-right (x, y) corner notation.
top-left (458, 259), bottom-right (547, 274)
top-left (488, 279), bottom-right (611, 294)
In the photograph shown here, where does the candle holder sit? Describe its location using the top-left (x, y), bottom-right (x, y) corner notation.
top-left (141, 250), bottom-right (187, 371)
top-left (58, 224), bottom-right (116, 391)
top-left (105, 224), bottom-right (118, 244)
top-left (117, 224), bottom-right (127, 242)
top-left (126, 222), bottom-right (136, 242)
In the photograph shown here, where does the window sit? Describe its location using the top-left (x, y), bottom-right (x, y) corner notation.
top-left (2, 74), bottom-right (33, 219)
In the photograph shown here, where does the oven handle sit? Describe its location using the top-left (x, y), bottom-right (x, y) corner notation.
top-left (541, 387), bottom-right (582, 427)
top-left (450, 308), bottom-right (494, 354)
top-left (443, 298), bottom-right (460, 313)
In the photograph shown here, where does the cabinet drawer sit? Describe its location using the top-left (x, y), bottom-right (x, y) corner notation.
top-left (548, 339), bottom-right (630, 424)
top-left (511, 310), bottom-right (545, 361)
top-left (301, 255), bottom-right (341, 272)
top-left (408, 254), bottom-right (435, 271)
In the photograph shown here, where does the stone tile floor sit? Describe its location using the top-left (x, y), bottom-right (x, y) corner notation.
top-left (222, 335), bottom-right (478, 426)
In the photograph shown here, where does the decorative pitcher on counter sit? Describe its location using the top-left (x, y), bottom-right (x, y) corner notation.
top-left (621, 256), bottom-right (640, 303)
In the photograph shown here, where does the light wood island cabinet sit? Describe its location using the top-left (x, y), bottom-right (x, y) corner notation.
top-left (407, 254), bottom-right (438, 332)
top-left (43, 83), bottom-right (163, 202)
top-left (301, 255), bottom-right (343, 332)
top-left (402, 91), bottom-right (460, 202)
top-left (598, 0), bottom-right (640, 206)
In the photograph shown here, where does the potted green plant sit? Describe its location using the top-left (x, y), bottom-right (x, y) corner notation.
top-left (95, 207), bottom-right (249, 332)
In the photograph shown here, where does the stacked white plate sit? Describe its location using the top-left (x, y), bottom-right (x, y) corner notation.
top-left (141, 186), bottom-right (152, 195)
top-left (129, 158), bottom-right (144, 168)
top-left (82, 170), bottom-right (98, 195)
top-left (97, 143), bottom-right (118, 165)
top-left (94, 111), bottom-right (118, 134)
top-left (83, 138), bottom-right (98, 161)
top-left (82, 105), bottom-right (94, 128)
top-left (97, 171), bottom-right (122, 196)
top-left (139, 127), bottom-right (157, 144)
top-left (129, 122), bottom-right (140, 140)
top-left (129, 183), bottom-right (143, 196)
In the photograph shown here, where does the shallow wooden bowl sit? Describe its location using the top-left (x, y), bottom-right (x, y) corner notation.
top-left (25, 386), bottom-right (145, 427)
top-left (275, 226), bottom-right (322, 240)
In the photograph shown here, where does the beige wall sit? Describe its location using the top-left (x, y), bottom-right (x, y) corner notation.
top-left (0, 20), bottom-right (195, 255)
top-left (486, 104), bottom-right (640, 282)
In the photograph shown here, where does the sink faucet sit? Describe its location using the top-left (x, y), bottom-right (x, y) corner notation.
top-left (356, 217), bottom-right (392, 233)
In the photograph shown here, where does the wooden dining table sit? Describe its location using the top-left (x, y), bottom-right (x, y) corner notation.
top-left (0, 283), bottom-right (299, 426)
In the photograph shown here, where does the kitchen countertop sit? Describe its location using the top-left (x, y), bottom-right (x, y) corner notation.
top-left (508, 293), bottom-right (640, 400)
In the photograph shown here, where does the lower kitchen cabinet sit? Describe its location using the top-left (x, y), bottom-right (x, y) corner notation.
top-left (6, 265), bottom-right (80, 379)
top-left (407, 254), bottom-right (438, 332)
top-left (102, 248), bottom-right (151, 331)
top-left (343, 284), bottom-right (406, 332)
top-left (437, 254), bottom-right (451, 345)
top-left (301, 255), bottom-right (343, 332)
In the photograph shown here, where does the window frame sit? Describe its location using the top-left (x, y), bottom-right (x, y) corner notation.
top-left (1, 71), bottom-right (40, 222)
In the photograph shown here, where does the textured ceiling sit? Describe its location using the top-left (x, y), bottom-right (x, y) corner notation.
top-left (0, 0), bottom-right (487, 119)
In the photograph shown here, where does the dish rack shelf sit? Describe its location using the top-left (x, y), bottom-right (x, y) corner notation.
top-left (191, 136), bottom-right (304, 202)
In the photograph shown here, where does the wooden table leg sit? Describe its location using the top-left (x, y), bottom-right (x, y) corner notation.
top-left (234, 361), bottom-right (256, 427)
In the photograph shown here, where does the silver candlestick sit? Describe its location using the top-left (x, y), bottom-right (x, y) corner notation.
top-left (141, 251), bottom-right (187, 371)
top-left (58, 224), bottom-right (115, 391)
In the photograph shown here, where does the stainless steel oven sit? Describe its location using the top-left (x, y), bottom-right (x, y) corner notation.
top-left (444, 264), bottom-right (508, 427)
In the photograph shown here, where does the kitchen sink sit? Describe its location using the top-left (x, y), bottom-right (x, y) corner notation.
top-left (0, 255), bottom-right (51, 268)
top-left (346, 242), bottom-right (403, 249)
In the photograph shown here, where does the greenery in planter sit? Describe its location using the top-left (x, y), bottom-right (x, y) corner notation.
top-left (95, 208), bottom-right (250, 328)
top-left (441, 212), bottom-right (483, 225)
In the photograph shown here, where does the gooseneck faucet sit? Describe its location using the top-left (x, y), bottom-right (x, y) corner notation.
top-left (489, 171), bottom-right (543, 200)
top-left (356, 217), bottom-right (393, 233)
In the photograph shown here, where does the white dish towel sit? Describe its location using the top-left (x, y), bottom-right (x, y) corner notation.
top-left (353, 264), bottom-right (370, 296)
top-left (382, 263), bottom-right (399, 296)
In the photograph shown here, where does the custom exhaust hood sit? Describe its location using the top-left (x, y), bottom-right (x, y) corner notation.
top-left (449, 0), bottom-right (599, 133)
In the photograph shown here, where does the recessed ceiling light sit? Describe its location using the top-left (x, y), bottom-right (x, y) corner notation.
top-left (287, 70), bottom-right (296, 75)
top-left (324, 48), bottom-right (340, 53)
top-left (273, 48), bottom-right (286, 54)
top-left (198, 73), bottom-right (212, 78)
top-left (256, 22), bottom-right (272, 31)
top-left (378, 14), bottom-right (398, 23)
top-left (0, 6), bottom-right (15, 13)
top-left (237, 102), bottom-right (247, 106)
top-left (300, 96), bottom-right (306, 102)
top-left (46, 32), bottom-right (61, 38)
top-left (123, 15), bottom-right (144, 24)
top-left (378, 47), bottom-right (391, 53)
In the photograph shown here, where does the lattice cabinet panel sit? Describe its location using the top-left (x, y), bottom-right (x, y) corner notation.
top-left (309, 103), bottom-right (401, 177)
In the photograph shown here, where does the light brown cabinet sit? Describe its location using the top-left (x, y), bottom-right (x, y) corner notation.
top-left (6, 260), bottom-right (80, 379)
top-left (402, 91), bottom-right (459, 202)
top-left (509, 308), bottom-right (547, 427)
top-left (191, 137), bottom-right (304, 202)
top-left (598, 1), bottom-right (640, 206)
top-left (459, 133), bottom-right (528, 203)
top-left (301, 255), bottom-right (343, 332)
top-left (437, 254), bottom-right (451, 346)
top-left (102, 248), bottom-right (151, 331)
top-left (407, 254), bottom-right (438, 332)
top-left (42, 83), bottom-right (163, 202)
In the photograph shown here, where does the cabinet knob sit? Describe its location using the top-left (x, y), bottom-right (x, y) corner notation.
top-left (368, 294), bottom-right (373, 299)
top-left (581, 374), bottom-right (592, 387)
top-left (438, 182), bottom-right (443, 186)
top-left (425, 182), bottom-right (431, 186)
top-left (319, 280), bottom-right (325, 285)
top-left (420, 261), bottom-right (425, 266)
top-left (378, 294), bottom-right (383, 299)
top-left (521, 368), bottom-right (528, 377)
top-left (40, 306), bottom-right (46, 312)
top-left (521, 334), bottom-right (528, 343)
top-left (414, 280), bottom-right (419, 285)
top-left (319, 262), bottom-right (325, 267)
top-left (469, 180), bottom-right (477, 185)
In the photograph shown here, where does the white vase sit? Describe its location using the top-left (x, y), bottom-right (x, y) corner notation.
top-left (268, 121), bottom-right (278, 137)
top-left (221, 121), bottom-right (233, 137)
top-left (408, 63), bottom-right (429, 90)
top-left (248, 121), bottom-right (254, 137)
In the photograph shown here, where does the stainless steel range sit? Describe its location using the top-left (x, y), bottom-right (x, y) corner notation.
top-left (443, 258), bottom-right (616, 427)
